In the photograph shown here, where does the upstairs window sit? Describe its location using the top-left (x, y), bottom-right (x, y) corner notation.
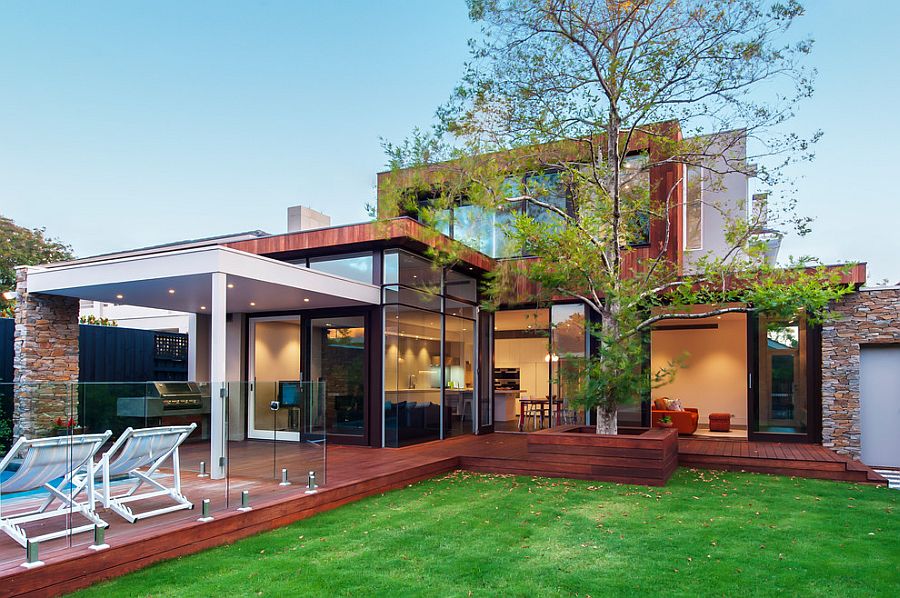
top-left (684, 165), bottom-right (703, 250)
top-left (416, 171), bottom-right (568, 259)
top-left (622, 154), bottom-right (651, 245)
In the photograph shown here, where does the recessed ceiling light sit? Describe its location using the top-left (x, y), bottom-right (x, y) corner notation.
top-left (115, 294), bottom-right (124, 300)
top-left (227, 283), bottom-right (234, 289)
top-left (303, 297), bottom-right (310, 302)
top-left (250, 302), bottom-right (256, 307)
top-left (200, 306), bottom-right (206, 310)
top-left (168, 289), bottom-right (175, 294)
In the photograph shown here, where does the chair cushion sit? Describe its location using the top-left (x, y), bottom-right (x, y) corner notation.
top-left (653, 398), bottom-right (669, 410)
top-left (665, 398), bottom-right (684, 411)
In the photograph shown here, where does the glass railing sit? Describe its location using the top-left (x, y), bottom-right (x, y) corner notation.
top-left (0, 380), bottom-right (325, 567)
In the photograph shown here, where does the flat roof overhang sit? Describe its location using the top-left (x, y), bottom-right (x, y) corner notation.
top-left (24, 245), bottom-right (380, 313)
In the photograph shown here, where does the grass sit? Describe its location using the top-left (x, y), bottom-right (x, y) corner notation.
top-left (73, 469), bottom-right (899, 597)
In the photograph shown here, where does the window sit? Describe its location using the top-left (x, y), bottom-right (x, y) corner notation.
top-left (382, 249), bottom-right (478, 446)
top-left (413, 170), bottom-right (568, 259)
top-left (622, 154), bottom-right (651, 245)
top-left (685, 165), bottom-right (703, 250)
top-left (308, 253), bottom-right (375, 284)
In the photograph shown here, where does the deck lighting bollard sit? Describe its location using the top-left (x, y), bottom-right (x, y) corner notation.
top-left (89, 524), bottom-right (109, 551)
top-left (198, 461), bottom-right (209, 478)
top-left (238, 490), bottom-right (252, 512)
top-left (197, 498), bottom-right (214, 522)
top-left (279, 468), bottom-right (291, 486)
top-left (305, 470), bottom-right (318, 494)
top-left (21, 541), bottom-right (44, 569)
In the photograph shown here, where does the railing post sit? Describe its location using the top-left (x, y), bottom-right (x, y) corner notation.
top-left (21, 541), bottom-right (44, 569)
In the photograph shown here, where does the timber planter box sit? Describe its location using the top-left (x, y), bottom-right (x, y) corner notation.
top-left (526, 425), bottom-right (679, 486)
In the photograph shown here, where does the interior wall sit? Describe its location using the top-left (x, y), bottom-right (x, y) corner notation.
top-left (252, 319), bottom-right (301, 431)
top-left (495, 337), bottom-right (550, 400)
top-left (650, 316), bottom-right (748, 426)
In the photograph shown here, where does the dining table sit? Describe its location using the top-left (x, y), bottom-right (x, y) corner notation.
top-left (517, 397), bottom-right (563, 431)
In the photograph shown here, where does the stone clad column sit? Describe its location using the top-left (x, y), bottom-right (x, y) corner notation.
top-left (12, 267), bottom-right (80, 439)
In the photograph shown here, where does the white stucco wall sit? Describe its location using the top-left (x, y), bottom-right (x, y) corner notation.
top-left (682, 131), bottom-right (751, 273)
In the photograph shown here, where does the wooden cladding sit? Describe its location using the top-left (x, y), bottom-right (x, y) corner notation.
top-left (226, 217), bottom-right (495, 273)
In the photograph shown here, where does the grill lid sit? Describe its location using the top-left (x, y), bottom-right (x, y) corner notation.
top-left (150, 381), bottom-right (202, 399)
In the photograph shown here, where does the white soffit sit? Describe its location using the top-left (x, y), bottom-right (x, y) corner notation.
top-left (25, 246), bottom-right (380, 313)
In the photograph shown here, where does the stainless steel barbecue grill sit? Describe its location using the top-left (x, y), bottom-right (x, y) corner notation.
top-left (117, 382), bottom-right (210, 438)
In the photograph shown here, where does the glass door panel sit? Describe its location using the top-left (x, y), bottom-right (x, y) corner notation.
top-left (757, 317), bottom-right (807, 434)
top-left (444, 314), bottom-right (476, 437)
top-left (551, 304), bottom-right (588, 427)
top-left (249, 317), bottom-right (302, 440)
top-left (309, 316), bottom-right (366, 440)
top-left (383, 304), bottom-right (443, 446)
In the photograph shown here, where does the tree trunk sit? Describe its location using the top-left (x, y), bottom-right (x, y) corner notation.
top-left (595, 405), bottom-right (617, 435)
top-left (594, 296), bottom-right (620, 435)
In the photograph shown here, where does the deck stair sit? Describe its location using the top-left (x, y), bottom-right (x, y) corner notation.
top-left (678, 438), bottom-right (887, 484)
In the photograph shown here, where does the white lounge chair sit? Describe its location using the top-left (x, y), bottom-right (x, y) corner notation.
top-left (94, 424), bottom-right (197, 523)
top-left (0, 431), bottom-right (112, 548)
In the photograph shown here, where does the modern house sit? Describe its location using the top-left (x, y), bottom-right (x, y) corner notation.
top-left (9, 122), bottom-right (899, 478)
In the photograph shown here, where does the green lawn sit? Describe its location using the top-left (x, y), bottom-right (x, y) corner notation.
top-left (73, 469), bottom-right (899, 597)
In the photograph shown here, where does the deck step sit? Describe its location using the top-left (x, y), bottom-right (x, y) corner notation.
top-left (676, 439), bottom-right (889, 485)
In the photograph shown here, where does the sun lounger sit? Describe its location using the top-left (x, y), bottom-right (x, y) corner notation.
top-left (0, 431), bottom-right (112, 548)
top-left (93, 424), bottom-right (197, 523)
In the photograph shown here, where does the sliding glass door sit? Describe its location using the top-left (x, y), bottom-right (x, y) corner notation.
top-left (309, 316), bottom-right (367, 444)
top-left (750, 314), bottom-right (818, 441)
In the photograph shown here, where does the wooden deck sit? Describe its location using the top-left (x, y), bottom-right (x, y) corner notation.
top-left (0, 433), bottom-right (886, 597)
top-left (678, 436), bottom-right (886, 483)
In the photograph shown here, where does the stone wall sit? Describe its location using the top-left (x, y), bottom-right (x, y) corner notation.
top-left (821, 287), bottom-right (900, 459)
top-left (12, 267), bottom-right (80, 438)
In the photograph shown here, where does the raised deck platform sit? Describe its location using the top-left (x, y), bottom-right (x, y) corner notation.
top-left (0, 434), bottom-right (885, 597)
top-left (678, 436), bottom-right (885, 483)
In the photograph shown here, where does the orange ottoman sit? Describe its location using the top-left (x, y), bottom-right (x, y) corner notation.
top-left (708, 412), bottom-right (731, 432)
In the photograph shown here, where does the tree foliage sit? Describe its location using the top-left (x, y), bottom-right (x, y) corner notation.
top-left (380, 0), bottom-right (854, 433)
top-left (1, 215), bottom-right (74, 317)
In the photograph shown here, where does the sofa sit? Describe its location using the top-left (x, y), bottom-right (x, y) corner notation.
top-left (651, 398), bottom-right (699, 435)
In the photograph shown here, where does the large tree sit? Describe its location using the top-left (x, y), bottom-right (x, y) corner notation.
top-left (379, 0), bottom-right (853, 433)
top-left (0, 215), bottom-right (73, 317)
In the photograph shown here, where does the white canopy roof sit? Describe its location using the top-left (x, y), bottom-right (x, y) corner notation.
top-left (25, 245), bottom-right (380, 312)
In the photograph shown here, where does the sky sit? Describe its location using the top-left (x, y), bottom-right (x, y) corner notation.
top-left (0, 1), bottom-right (897, 284)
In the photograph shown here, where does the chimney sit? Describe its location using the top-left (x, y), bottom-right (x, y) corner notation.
top-left (287, 205), bottom-right (331, 233)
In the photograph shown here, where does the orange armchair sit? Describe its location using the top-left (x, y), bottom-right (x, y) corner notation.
top-left (651, 406), bottom-right (699, 435)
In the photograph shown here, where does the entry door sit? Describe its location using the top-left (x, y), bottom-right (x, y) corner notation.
top-left (248, 316), bottom-right (303, 441)
top-left (860, 346), bottom-right (900, 467)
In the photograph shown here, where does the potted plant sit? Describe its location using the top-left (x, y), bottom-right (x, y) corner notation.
top-left (657, 415), bottom-right (674, 429)
top-left (51, 417), bottom-right (82, 436)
